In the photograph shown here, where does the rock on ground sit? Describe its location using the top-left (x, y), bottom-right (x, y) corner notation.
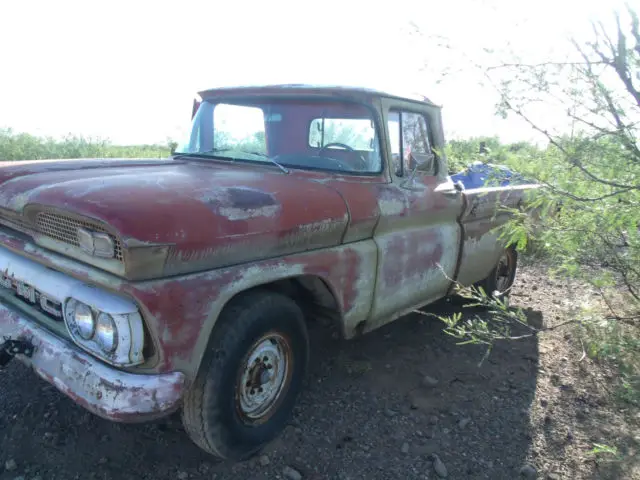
top-left (433, 455), bottom-right (448, 478)
top-left (283, 465), bottom-right (302, 480)
top-left (520, 463), bottom-right (537, 478)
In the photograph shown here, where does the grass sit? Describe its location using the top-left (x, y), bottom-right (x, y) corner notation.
top-left (589, 443), bottom-right (620, 459)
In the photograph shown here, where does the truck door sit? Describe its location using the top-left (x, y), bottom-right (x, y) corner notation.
top-left (368, 100), bottom-right (464, 330)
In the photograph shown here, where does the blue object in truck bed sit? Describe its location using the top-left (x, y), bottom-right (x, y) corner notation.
top-left (450, 161), bottom-right (530, 189)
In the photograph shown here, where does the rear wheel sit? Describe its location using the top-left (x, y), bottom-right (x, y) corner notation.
top-left (476, 247), bottom-right (518, 298)
top-left (181, 290), bottom-right (309, 460)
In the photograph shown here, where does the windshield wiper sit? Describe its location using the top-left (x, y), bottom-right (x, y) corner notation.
top-left (174, 149), bottom-right (289, 174)
top-left (211, 148), bottom-right (290, 174)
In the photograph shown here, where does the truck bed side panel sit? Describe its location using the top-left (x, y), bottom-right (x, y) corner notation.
top-left (456, 185), bottom-right (535, 287)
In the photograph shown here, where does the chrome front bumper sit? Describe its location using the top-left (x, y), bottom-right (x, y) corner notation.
top-left (0, 302), bottom-right (185, 422)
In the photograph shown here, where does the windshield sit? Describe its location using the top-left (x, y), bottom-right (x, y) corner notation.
top-left (176, 98), bottom-right (382, 174)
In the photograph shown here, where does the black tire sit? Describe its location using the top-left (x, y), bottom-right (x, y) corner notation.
top-left (476, 247), bottom-right (518, 299)
top-left (181, 290), bottom-right (309, 460)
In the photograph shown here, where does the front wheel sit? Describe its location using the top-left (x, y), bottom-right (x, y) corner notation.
top-left (181, 290), bottom-right (309, 460)
top-left (476, 247), bottom-right (518, 298)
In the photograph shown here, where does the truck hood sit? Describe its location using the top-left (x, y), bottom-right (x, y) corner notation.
top-left (0, 158), bottom-right (350, 277)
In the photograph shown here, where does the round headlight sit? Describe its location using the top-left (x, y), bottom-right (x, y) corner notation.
top-left (96, 313), bottom-right (118, 353)
top-left (74, 302), bottom-right (95, 340)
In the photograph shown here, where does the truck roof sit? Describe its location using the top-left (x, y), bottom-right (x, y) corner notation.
top-left (197, 84), bottom-right (440, 107)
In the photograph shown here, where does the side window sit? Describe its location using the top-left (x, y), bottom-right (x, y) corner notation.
top-left (387, 110), bottom-right (436, 177)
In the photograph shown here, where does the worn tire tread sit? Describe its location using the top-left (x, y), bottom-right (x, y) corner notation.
top-left (477, 247), bottom-right (518, 298)
top-left (181, 290), bottom-right (308, 460)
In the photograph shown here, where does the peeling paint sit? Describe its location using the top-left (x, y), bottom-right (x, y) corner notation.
top-left (455, 185), bottom-right (528, 286)
top-left (0, 303), bottom-right (185, 422)
top-left (378, 191), bottom-right (407, 217)
top-left (219, 204), bottom-right (280, 221)
top-left (127, 241), bottom-right (380, 373)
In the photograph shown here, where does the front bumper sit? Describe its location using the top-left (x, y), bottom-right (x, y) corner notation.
top-left (0, 302), bottom-right (186, 422)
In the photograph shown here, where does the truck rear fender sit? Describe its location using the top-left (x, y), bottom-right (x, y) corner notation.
top-left (454, 184), bottom-right (539, 287)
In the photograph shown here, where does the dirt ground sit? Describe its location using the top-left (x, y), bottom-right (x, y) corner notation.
top-left (1, 265), bottom-right (638, 480)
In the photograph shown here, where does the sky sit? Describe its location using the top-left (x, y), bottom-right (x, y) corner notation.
top-left (0, 0), bottom-right (632, 146)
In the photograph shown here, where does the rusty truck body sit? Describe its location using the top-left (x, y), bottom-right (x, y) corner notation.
top-left (0, 85), bottom-right (537, 459)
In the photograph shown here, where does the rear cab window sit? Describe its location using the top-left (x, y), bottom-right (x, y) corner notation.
top-left (308, 117), bottom-right (381, 173)
top-left (309, 118), bottom-right (376, 151)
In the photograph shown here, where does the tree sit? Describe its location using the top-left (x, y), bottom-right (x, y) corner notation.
top-left (427, 6), bottom-right (639, 363)
top-left (493, 6), bottom-right (639, 311)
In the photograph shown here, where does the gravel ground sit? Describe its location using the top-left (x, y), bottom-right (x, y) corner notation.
top-left (1, 265), bottom-right (638, 480)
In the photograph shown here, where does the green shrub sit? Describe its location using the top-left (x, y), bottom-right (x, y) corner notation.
top-left (0, 128), bottom-right (170, 161)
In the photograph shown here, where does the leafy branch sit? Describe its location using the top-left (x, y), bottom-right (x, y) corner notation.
top-left (414, 279), bottom-right (577, 365)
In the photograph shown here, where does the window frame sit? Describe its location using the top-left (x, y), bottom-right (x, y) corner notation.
top-left (187, 95), bottom-right (387, 177)
top-left (387, 108), bottom-right (439, 178)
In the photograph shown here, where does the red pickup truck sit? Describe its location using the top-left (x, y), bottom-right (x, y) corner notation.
top-left (0, 85), bottom-right (537, 459)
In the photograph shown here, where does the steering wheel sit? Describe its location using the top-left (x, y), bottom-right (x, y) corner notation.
top-left (318, 143), bottom-right (368, 171)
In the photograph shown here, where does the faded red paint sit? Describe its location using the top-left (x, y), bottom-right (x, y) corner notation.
top-left (0, 161), bottom-right (387, 281)
top-left (321, 179), bottom-right (383, 242)
top-left (0, 164), bottom-right (346, 253)
top-left (125, 243), bottom-right (373, 371)
top-left (297, 247), bottom-right (363, 314)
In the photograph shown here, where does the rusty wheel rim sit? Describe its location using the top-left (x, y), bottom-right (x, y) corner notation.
top-left (235, 332), bottom-right (293, 423)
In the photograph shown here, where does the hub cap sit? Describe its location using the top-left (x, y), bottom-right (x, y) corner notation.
top-left (236, 332), bottom-right (292, 423)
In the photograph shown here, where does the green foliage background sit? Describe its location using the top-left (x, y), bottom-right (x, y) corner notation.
top-left (0, 128), bottom-right (170, 161)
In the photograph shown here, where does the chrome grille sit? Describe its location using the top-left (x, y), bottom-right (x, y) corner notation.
top-left (35, 212), bottom-right (124, 261)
